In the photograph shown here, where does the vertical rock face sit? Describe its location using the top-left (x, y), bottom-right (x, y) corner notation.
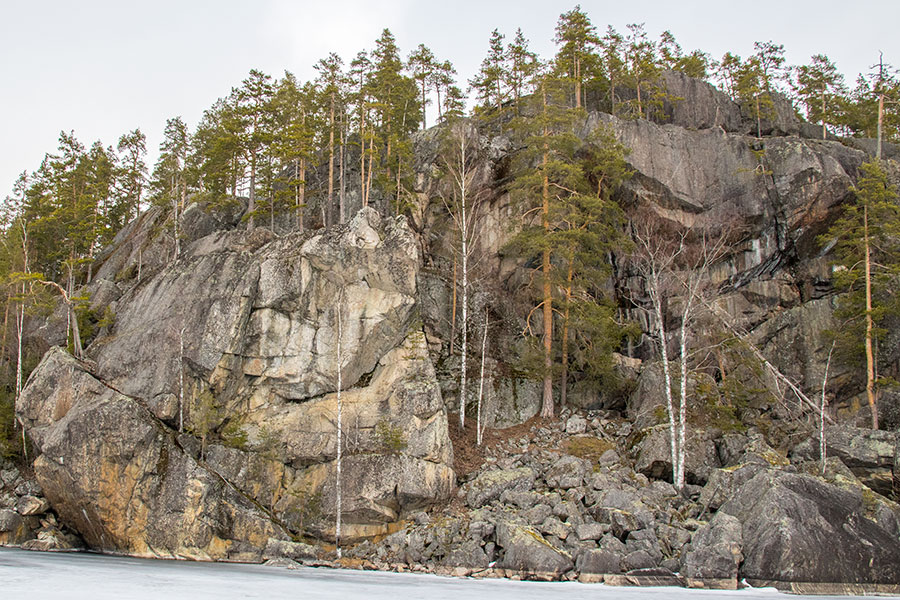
top-left (18, 207), bottom-right (455, 556)
top-left (409, 82), bottom-right (874, 424)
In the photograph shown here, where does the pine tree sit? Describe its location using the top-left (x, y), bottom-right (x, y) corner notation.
top-left (658, 31), bottom-right (710, 79)
top-left (753, 41), bottom-right (787, 94)
top-left (735, 56), bottom-right (771, 138)
top-left (507, 69), bottom-right (578, 417)
top-left (506, 28), bottom-right (537, 116)
top-left (554, 5), bottom-right (599, 108)
top-left (316, 53), bottom-right (344, 227)
top-left (430, 60), bottom-right (459, 123)
top-left (151, 116), bottom-right (191, 258)
top-left (234, 69), bottom-right (276, 230)
top-left (115, 129), bottom-right (147, 227)
top-left (350, 51), bottom-right (375, 209)
top-left (370, 29), bottom-right (420, 214)
top-left (793, 54), bottom-right (847, 139)
top-left (715, 52), bottom-right (742, 98)
top-left (470, 29), bottom-right (508, 114)
top-left (599, 26), bottom-right (626, 115)
top-left (554, 126), bottom-right (630, 406)
top-left (506, 72), bottom-right (631, 417)
top-left (407, 44), bottom-right (436, 129)
top-left (192, 98), bottom-right (243, 202)
top-left (820, 161), bottom-right (900, 429)
top-left (271, 73), bottom-right (319, 231)
top-left (623, 23), bottom-right (660, 119)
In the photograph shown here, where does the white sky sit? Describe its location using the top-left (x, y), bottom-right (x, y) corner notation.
top-left (2, 0), bottom-right (898, 198)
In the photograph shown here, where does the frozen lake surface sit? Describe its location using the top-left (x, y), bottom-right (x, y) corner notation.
top-left (0, 547), bottom-right (888, 600)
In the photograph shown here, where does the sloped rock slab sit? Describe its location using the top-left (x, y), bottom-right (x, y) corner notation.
top-left (721, 469), bottom-right (900, 584)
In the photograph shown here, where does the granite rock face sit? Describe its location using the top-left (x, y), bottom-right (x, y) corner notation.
top-left (720, 470), bottom-right (900, 585)
top-left (792, 426), bottom-right (899, 496)
top-left (412, 83), bottom-right (873, 425)
top-left (18, 348), bottom-right (289, 560)
top-left (18, 208), bottom-right (455, 555)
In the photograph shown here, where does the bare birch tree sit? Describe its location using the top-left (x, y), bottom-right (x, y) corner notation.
top-left (631, 216), bottom-right (728, 489)
top-left (439, 119), bottom-right (487, 430)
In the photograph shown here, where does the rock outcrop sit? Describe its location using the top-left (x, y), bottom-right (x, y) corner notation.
top-left (720, 469), bottom-right (900, 586)
top-left (18, 348), bottom-right (288, 560)
top-left (17, 207), bottom-right (455, 556)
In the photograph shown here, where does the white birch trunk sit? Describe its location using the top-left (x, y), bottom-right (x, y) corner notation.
top-left (459, 173), bottom-right (468, 430)
top-left (820, 342), bottom-right (835, 476)
top-left (335, 295), bottom-right (343, 560)
top-left (477, 307), bottom-right (488, 446)
top-left (677, 307), bottom-right (690, 490)
top-left (650, 276), bottom-right (679, 488)
top-left (179, 326), bottom-right (186, 433)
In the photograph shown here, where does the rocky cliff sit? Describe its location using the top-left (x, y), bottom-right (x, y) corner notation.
top-left (6, 70), bottom-right (900, 589)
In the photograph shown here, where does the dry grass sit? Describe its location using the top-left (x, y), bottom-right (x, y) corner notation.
top-left (563, 436), bottom-right (615, 462)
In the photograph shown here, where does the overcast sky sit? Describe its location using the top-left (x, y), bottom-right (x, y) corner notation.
top-left (2, 0), bottom-right (898, 198)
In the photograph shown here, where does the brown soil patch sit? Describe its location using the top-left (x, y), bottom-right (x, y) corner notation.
top-left (447, 413), bottom-right (552, 478)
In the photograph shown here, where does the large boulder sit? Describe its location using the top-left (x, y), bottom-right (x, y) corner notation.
top-left (720, 469), bottom-right (900, 585)
top-left (496, 521), bottom-right (574, 576)
top-left (17, 348), bottom-right (289, 560)
top-left (792, 426), bottom-right (898, 496)
top-left (634, 425), bottom-right (720, 485)
top-left (680, 512), bottom-right (743, 583)
top-left (0, 509), bottom-right (35, 546)
top-left (465, 468), bottom-right (535, 508)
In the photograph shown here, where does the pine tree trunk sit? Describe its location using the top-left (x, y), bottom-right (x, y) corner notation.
top-left (248, 150), bottom-right (257, 231)
top-left (636, 82), bottom-right (643, 118)
top-left (756, 95), bottom-right (762, 139)
top-left (864, 204), bottom-right (879, 429)
top-left (877, 93), bottom-right (885, 160)
top-left (328, 91), bottom-right (335, 228)
top-left (421, 80), bottom-right (427, 129)
top-left (360, 107), bottom-right (367, 207)
top-left (574, 55), bottom-right (582, 109)
top-left (610, 74), bottom-right (616, 116)
top-left (299, 159), bottom-right (306, 232)
top-left (339, 111), bottom-right (346, 224)
top-left (365, 136), bottom-right (374, 208)
top-left (69, 301), bottom-right (83, 360)
top-left (560, 254), bottom-right (574, 408)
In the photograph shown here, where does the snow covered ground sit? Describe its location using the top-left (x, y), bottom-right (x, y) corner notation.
top-left (0, 547), bottom-right (885, 600)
